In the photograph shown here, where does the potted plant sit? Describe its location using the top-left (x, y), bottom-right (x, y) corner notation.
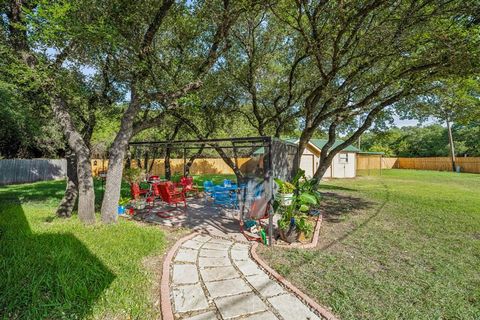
top-left (274, 178), bottom-right (296, 206)
top-left (274, 173), bottom-right (318, 243)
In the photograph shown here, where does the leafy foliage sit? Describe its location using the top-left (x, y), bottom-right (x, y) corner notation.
top-left (274, 171), bottom-right (319, 238)
top-left (122, 167), bottom-right (145, 184)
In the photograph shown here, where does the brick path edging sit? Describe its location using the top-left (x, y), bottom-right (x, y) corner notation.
top-left (160, 232), bottom-right (199, 320)
top-left (250, 241), bottom-right (339, 320)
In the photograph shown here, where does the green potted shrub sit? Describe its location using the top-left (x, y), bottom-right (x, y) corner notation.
top-left (274, 173), bottom-right (318, 243)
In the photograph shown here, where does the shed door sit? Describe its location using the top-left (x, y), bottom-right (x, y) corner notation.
top-left (300, 154), bottom-right (315, 178)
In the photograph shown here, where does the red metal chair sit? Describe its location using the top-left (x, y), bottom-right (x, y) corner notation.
top-left (151, 182), bottom-right (161, 198)
top-left (179, 176), bottom-right (199, 197)
top-left (130, 183), bottom-right (148, 200)
top-left (158, 182), bottom-right (187, 208)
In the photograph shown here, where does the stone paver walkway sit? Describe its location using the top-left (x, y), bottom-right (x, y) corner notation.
top-left (170, 234), bottom-right (323, 320)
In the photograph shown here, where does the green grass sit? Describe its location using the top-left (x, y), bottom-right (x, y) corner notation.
top-left (191, 173), bottom-right (236, 186)
top-left (0, 174), bottom-right (233, 319)
top-left (0, 180), bottom-right (174, 319)
top-left (259, 169), bottom-right (480, 320)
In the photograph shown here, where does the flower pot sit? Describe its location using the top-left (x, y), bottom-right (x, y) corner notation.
top-left (278, 193), bottom-right (293, 206)
top-left (279, 227), bottom-right (298, 243)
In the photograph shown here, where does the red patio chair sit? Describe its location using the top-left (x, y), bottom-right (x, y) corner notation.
top-left (179, 176), bottom-right (199, 197)
top-left (130, 183), bottom-right (148, 200)
top-left (151, 182), bottom-right (161, 198)
top-left (158, 182), bottom-right (187, 208)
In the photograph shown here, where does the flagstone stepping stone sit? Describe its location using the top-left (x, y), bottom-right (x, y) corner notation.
top-left (172, 284), bottom-right (208, 313)
top-left (268, 293), bottom-right (322, 320)
top-left (204, 278), bottom-right (252, 298)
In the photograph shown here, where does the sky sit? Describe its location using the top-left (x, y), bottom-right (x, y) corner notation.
top-left (393, 116), bottom-right (438, 128)
top-left (393, 117), bottom-right (421, 127)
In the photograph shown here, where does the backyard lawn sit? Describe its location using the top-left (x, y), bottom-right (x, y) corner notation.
top-left (0, 180), bottom-right (187, 319)
top-left (2, 170), bottom-right (479, 319)
top-left (259, 169), bottom-right (480, 320)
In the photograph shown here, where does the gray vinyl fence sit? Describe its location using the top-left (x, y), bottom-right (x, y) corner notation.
top-left (0, 159), bottom-right (67, 185)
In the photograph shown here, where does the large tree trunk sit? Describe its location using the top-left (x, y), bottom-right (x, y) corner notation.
top-left (312, 161), bottom-right (329, 182)
top-left (101, 94), bottom-right (140, 223)
top-left (292, 129), bottom-right (313, 173)
top-left (51, 97), bottom-right (96, 224)
top-left (56, 149), bottom-right (78, 218)
top-left (76, 151), bottom-right (96, 223)
top-left (101, 142), bottom-right (127, 223)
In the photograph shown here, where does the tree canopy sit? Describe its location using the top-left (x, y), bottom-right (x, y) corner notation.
top-left (1, 0), bottom-right (480, 220)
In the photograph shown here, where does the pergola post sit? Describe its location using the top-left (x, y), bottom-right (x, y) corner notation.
top-left (267, 138), bottom-right (274, 246)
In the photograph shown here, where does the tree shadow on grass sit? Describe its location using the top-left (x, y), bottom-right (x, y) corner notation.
top-left (318, 184), bottom-right (358, 192)
top-left (0, 197), bottom-right (115, 319)
top-left (319, 182), bottom-right (391, 250)
top-left (319, 192), bottom-right (375, 223)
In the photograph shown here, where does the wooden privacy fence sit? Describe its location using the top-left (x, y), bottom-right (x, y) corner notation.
top-left (0, 159), bottom-right (67, 185)
top-left (392, 157), bottom-right (480, 173)
top-left (93, 155), bottom-right (480, 177)
top-left (91, 158), bottom-right (257, 177)
top-left (356, 155), bottom-right (396, 170)
top-left (357, 156), bottom-right (480, 174)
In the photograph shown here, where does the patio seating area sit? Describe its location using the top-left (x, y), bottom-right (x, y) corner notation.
top-left (121, 137), bottom-right (297, 244)
top-left (125, 175), bottom-right (276, 242)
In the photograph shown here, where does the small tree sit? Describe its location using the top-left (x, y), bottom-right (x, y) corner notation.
top-left (410, 78), bottom-right (480, 171)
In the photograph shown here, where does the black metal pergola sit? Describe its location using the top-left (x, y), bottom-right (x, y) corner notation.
top-left (128, 136), bottom-right (298, 245)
